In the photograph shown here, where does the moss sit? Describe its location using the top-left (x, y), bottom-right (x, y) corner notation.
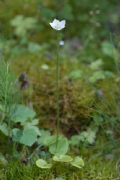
top-left (94, 78), bottom-right (120, 120)
top-left (11, 54), bottom-right (96, 134)
top-left (0, 156), bottom-right (119, 180)
top-left (11, 53), bottom-right (119, 136)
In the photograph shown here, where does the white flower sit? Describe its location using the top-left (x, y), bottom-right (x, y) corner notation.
top-left (49, 19), bottom-right (66, 31)
top-left (59, 40), bottom-right (64, 46)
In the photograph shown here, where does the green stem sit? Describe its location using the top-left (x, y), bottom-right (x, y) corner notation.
top-left (56, 37), bottom-right (60, 150)
top-left (28, 145), bottom-right (42, 161)
top-left (4, 62), bottom-right (9, 114)
top-left (5, 63), bottom-right (11, 136)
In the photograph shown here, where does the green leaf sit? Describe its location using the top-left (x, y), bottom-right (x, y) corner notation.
top-left (102, 41), bottom-right (119, 57)
top-left (70, 156), bottom-right (84, 169)
top-left (46, 135), bottom-right (57, 146)
top-left (49, 135), bottom-right (69, 155)
top-left (22, 118), bottom-right (39, 126)
top-left (85, 129), bottom-right (96, 144)
top-left (89, 70), bottom-right (113, 83)
top-left (38, 130), bottom-right (52, 146)
top-left (89, 71), bottom-right (105, 83)
top-left (20, 127), bottom-right (38, 146)
top-left (70, 135), bottom-right (80, 146)
top-left (10, 15), bottom-right (37, 37)
top-left (36, 159), bottom-right (52, 169)
top-left (69, 70), bottom-right (82, 79)
top-left (38, 133), bottom-right (69, 155)
top-left (0, 153), bottom-right (8, 165)
top-left (79, 129), bottom-right (97, 144)
top-left (11, 104), bottom-right (36, 123)
top-left (90, 59), bottom-right (103, 70)
top-left (0, 123), bottom-right (9, 136)
top-left (12, 128), bottom-right (22, 142)
top-left (53, 155), bottom-right (73, 163)
top-left (22, 120), bottom-right (41, 136)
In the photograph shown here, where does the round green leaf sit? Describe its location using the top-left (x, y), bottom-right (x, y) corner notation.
top-left (38, 130), bottom-right (53, 146)
top-left (70, 156), bottom-right (84, 169)
top-left (20, 127), bottom-right (38, 146)
top-left (53, 155), bottom-right (73, 163)
top-left (12, 104), bottom-right (36, 123)
top-left (36, 159), bottom-right (52, 169)
top-left (49, 135), bottom-right (69, 155)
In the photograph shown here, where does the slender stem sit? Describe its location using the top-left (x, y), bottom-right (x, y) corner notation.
top-left (5, 63), bottom-right (12, 136)
top-left (4, 62), bottom-right (9, 114)
top-left (56, 37), bottom-right (60, 149)
top-left (28, 145), bottom-right (42, 161)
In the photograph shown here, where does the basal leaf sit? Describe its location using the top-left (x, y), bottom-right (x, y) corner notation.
top-left (36, 159), bottom-right (52, 169)
top-left (11, 104), bottom-right (36, 123)
top-left (12, 128), bottom-right (22, 142)
top-left (20, 127), bottom-right (38, 146)
top-left (70, 156), bottom-right (84, 169)
top-left (38, 130), bottom-right (52, 146)
top-left (49, 135), bottom-right (69, 155)
top-left (53, 155), bottom-right (73, 163)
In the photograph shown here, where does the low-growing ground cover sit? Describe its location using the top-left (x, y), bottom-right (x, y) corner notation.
top-left (0, 151), bottom-right (119, 180)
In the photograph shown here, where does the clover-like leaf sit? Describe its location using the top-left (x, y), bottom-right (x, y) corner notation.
top-left (70, 156), bottom-right (84, 169)
top-left (53, 155), bottom-right (73, 163)
top-left (36, 159), bottom-right (52, 169)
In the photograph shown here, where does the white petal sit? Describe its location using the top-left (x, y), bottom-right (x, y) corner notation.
top-left (49, 22), bottom-right (55, 29)
top-left (60, 20), bottom-right (66, 29)
top-left (49, 19), bottom-right (59, 30)
top-left (49, 19), bottom-right (66, 31)
top-left (53, 19), bottom-right (60, 24)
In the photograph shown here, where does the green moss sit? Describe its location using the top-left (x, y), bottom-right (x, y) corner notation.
top-left (11, 54), bottom-right (95, 133)
top-left (0, 157), bottom-right (119, 179)
top-left (11, 53), bottom-right (119, 135)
